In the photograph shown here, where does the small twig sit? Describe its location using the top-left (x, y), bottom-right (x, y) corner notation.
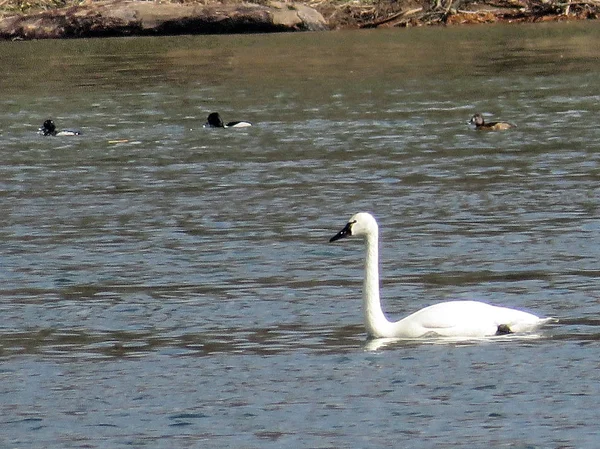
top-left (456, 8), bottom-right (505, 12)
top-left (359, 6), bottom-right (423, 27)
top-left (403, 6), bottom-right (424, 15)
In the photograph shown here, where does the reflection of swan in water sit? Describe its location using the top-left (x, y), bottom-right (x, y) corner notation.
top-left (330, 212), bottom-right (555, 339)
top-left (363, 333), bottom-right (548, 351)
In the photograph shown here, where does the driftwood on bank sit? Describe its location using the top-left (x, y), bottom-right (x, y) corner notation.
top-left (317, 0), bottom-right (599, 29)
top-left (0, 0), bottom-right (328, 40)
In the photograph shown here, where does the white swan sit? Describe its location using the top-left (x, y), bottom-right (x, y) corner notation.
top-left (330, 212), bottom-right (554, 339)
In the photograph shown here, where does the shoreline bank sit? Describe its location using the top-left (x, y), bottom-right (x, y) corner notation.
top-left (0, 0), bottom-right (598, 40)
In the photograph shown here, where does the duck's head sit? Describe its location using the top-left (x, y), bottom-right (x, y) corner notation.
top-left (469, 113), bottom-right (485, 126)
top-left (205, 112), bottom-right (224, 128)
top-left (39, 119), bottom-right (56, 136)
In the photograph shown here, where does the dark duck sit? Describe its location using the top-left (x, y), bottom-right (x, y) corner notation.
top-left (204, 112), bottom-right (252, 128)
top-left (39, 119), bottom-right (81, 136)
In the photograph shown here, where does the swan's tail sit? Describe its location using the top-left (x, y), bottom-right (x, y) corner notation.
top-left (529, 316), bottom-right (558, 331)
top-left (541, 317), bottom-right (559, 326)
top-left (509, 316), bottom-right (558, 334)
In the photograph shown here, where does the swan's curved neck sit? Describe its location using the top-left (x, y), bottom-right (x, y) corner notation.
top-left (363, 230), bottom-right (395, 338)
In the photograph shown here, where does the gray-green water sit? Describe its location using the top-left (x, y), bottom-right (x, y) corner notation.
top-left (1, 22), bottom-right (600, 448)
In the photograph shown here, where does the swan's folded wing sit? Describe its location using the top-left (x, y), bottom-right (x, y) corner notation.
top-left (398, 301), bottom-right (521, 337)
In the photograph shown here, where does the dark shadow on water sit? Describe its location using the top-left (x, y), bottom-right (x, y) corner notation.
top-left (2, 319), bottom-right (589, 359)
top-left (0, 323), bottom-right (365, 359)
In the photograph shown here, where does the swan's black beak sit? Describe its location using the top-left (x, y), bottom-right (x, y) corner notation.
top-left (329, 222), bottom-right (352, 242)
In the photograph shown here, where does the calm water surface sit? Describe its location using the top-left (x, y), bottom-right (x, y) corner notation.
top-left (1, 22), bottom-right (600, 448)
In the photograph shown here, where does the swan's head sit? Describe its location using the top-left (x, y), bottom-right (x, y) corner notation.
top-left (330, 212), bottom-right (378, 242)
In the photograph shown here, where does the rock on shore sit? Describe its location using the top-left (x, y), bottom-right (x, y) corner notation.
top-left (0, 0), bottom-right (328, 40)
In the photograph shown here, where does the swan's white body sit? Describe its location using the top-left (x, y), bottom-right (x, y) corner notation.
top-left (330, 212), bottom-right (553, 339)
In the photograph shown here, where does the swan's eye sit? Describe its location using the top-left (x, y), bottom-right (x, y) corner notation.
top-left (349, 220), bottom-right (357, 234)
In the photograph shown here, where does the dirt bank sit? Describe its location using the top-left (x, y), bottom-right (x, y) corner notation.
top-left (0, 0), bottom-right (598, 40)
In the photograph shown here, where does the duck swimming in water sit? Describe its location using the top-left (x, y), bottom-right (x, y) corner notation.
top-left (204, 112), bottom-right (252, 128)
top-left (39, 119), bottom-right (81, 136)
top-left (469, 113), bottom-right (515, 131)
